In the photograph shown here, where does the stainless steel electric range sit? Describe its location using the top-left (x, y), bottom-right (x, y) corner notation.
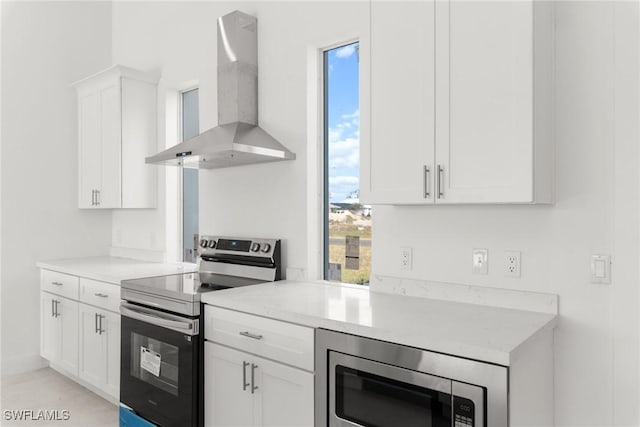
top-left (119, 236), bottom-right (281, 427)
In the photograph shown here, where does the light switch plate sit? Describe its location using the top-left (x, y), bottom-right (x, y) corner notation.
top-left (472, 249), bottom-right (488, 275)
top-left (590, 254), bottom-right (611, 284)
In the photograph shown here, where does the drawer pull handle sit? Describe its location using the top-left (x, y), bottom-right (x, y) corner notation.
top-left (51, 281), bottom-right (63, 286)
top-left (239, 331), bottom-right (263, 340)
top-left (94, 292), bottom-right (109, 298)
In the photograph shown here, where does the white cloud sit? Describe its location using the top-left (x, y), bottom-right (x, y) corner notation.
top-left (335, 44), bottom-right (356, 59)
top-left (329, 176), bottom-right (359, 186)
top-left (328, 175), bottom-right (360, 202)
top-left (341, 109), bottom-right (360, 120)
top-left (329, 136), bottom-right (359, 169)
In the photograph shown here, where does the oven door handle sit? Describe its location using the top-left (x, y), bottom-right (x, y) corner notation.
top-left (120, 303), bottom-right (199, 336)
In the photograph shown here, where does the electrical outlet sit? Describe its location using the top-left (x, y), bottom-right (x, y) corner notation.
top-left (400, 247), bottom-right (412, 270)
top-left (472, 249), bottom-right (488, 275)
top-left (504, 251), bottom-right (521, 277)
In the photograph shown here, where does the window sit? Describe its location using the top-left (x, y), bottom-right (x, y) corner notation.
top-left (181, 88), bottom-right (199, 263)
top-left (323, 42), bottom-right (370, 285)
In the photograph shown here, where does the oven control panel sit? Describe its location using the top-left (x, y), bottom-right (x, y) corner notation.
top-left (199, 236), bottom-right (279, 258)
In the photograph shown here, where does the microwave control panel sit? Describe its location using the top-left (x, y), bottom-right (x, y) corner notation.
top-left (453, 396), bottom-right (475, 427)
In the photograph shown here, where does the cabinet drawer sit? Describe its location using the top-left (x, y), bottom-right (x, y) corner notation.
top-left (205, 306), bottom-right (314, 371)
top-left (41, 270), bottom-right (79, 300)
top-left (79, 278), bottom-right (120, 312)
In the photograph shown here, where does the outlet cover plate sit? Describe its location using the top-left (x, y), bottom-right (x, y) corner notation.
top-left (400, 247), bottom-right (413, 270)
top-left (472, 249), bottom-right (488, 275)
top-left (504, 250), bottom-right (521, 277)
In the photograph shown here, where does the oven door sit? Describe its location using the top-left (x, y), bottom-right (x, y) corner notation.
top-left (120, 302), bottom-right (200, 427)
top-left (329, 351), bottom-right (484, 427)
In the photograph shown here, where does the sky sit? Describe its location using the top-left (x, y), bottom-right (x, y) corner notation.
top-left (326, 42), bottom-right (360, 203)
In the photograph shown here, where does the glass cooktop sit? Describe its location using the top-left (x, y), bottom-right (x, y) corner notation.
top-left (121, 272), bottom-right (230, 303)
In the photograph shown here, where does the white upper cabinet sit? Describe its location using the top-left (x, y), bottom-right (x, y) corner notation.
top-left (362, 1), bottom-right (553, 205)
top-left (361, 0), bottom-right (436, 204)
top-left (74, 65), bottom-right (158, 209)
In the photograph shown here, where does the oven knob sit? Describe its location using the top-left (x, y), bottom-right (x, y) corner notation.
top-left (251, 242), bottom-right (261, 252)
top-left (261, 243), bottom-right (271, 253)
top-left (200, 239), bottom-right (208, 248)
top-left (208, 240), bottom-right (216, 249)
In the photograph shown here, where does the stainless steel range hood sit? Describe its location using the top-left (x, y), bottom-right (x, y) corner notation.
top-left (146, 11), bottom-right (295, 169)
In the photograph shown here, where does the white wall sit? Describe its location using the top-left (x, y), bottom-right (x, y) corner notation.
top-left (111, 2), bottom-right (639, 425)
top-left (111, 1), bottom-right (368, 267)
top-left (0, 1), bottom-right (113, 375)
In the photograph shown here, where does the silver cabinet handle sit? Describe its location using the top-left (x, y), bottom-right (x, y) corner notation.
top-left (423, 165), bottom-right (431, 198)
top-left (251, 363), bottom-right (258, 394)
top-left (94, 312), bottom-right (99, 334)
top-left (242, 361), bottom-right (250, 391)
top-left (239, 331), bottom-right (263, 340)
top-left (437, 164), bottom-right (444, 199)
top-left (51, 281), bottom-right (63, 286)
top-left (51, 299), bottom-right (55, 318)
top-left (94, 292), bottom-right (108, 298)
top-left (92, 190), bottom-right (96, 206)
top-left (98, 314), bottom-right (105, 334)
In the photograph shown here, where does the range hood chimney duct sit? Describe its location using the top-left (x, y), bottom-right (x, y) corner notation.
top-left (146, 10), bottom-right (295, 169)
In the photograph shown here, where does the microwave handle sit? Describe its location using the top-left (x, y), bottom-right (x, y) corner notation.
top-left (120, 302), bottom-right (198, 335)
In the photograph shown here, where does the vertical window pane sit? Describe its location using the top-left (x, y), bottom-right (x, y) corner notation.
top-left (324, 42), bottom-right (370, 285)
top-left (182, 89), bottom-right (199, 263)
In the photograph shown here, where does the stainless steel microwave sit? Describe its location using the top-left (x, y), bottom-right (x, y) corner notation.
top-left (315, 329), bottom-right (509, 427)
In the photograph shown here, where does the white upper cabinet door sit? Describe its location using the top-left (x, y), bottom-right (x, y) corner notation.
top-left (252, 354), bottom-right (314, 427)
top-left (434, 1), bottom-right (553, 203)
top-left (74, 65), bottom-right (158, 209)
top-left (97, 82), bottom-right (122, 208)
top-left (204, 342), bottom-right (254, 427)
top-left (77, 92), bottom-right (102, 209)
top-left (121, 78), bottom-right (158, 209)
top-left (362, 1), bottom-right (436, 204)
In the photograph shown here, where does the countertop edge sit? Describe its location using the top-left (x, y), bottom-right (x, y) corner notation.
top-left (202, 297), bottom-right (523, 367)
top-left (37, 258), bottom-right (197, 285)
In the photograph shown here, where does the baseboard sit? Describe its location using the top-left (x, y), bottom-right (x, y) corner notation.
top-left (1, 354), bottom-right (48, 377)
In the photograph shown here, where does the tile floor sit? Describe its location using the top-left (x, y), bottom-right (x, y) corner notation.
top-left (1, 368), bottom-right (117, 426)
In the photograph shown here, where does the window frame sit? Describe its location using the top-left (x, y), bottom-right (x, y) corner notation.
top-left (174, 81), bottom-right (200, 264)
top-left (321, 39), bottom-right (362, 282)
top-left (178, 87), bottom-right (200, 264)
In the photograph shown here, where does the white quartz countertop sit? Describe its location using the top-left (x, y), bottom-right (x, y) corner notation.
top-left (37, 256), bottom-right (197, 285)
top-left (201, 280), bottom-right (557, 366)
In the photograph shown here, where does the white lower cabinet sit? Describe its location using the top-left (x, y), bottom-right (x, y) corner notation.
top-left (252, 351), bottom-right (314, 427)
top-left (40, 269), bottom-right (120, 401)
top-left (204, 306), bottom-right (315, 427)
top-left (205, 342), bottom-right (314, 427)
top-left (40, 292), bottom-right (79, 376)
top-left (205, 343), bottom-right (254, 427)
top-left (78, 304), bottom-right (120, 399)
